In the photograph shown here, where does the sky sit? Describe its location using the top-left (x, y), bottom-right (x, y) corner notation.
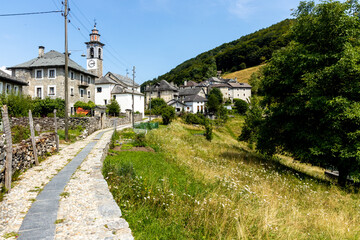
top-left (0, 0), bottom-right (303, 84)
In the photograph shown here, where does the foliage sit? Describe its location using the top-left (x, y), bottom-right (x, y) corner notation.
top-left (110, 130), bottom-right (120, 149)
top-left (104, 118), bottom-right (360, 239)
top-left (238, 96), bottom-right (264, 146)
top-left (107, 99), bottom-right (120, 117)
top-left (161, 106), bottom-right (175, 125)
top-left (0, 94), bottom-right (32, 118)
top-left (248, 68), bottom-right (264, 95)
top-left (133, 133), bottom-right (146, 147)
top-left (257, 0), bottom-right (360, 186)
top-left (32, 97), bottom-right (65, 117)
top-left (11, 125), bottom-right (31, 144)
top-left (182, 113), bottom-right (205, 125)
top-left (204, 120), bottom-right (213, 141)
top-left (148, 98), bottom-right (167, 115)
top-left (74, 101), bottom-right (96, 110)
top-left (233, 99), bottom-right (248, 115)
top-left (141, 19), bottom-right (293, 89)
top-left (207, 88), bottom-right (223, 115)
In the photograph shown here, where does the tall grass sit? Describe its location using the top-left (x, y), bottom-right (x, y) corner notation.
top-left (103, 116), bottom-right (360, 239)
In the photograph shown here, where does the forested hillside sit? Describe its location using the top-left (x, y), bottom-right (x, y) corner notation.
top-left (142, 19), bottom-right (294, 90)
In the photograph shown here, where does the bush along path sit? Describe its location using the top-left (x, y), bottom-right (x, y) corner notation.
top-left (0, 125), bottom-right (134, 240)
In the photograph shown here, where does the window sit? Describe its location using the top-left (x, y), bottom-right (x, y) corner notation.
top-left (98, 48), bottom-right (102, 59)
top-left (35, 86), bottom-right (43, 99)
top-left (80, 74), bottom-right (84, 84)
top-left (48, 69), bottom-right (56, 79)
top-left (69, 71), bottom-right (74, 80)
top-left (70, 87), bottom-right (74, 96)
top-left (6, 84), bottom-right (11, 94)
top-left (48, 86), bottom-right (56, 96)
top-left (113, 95), bottom-right (116, 99)
top-left (87, 90), bottom-right (91, 98)
top-left (35, 69), bottom-right (43, 79)
top-left (87, 76), bottom-right (91, 84)
top-left (80, 89), bottom-right (84, 98)
top-left (104, 99), bottom-right (107, 105)
top-left (90, 47), bottom-right (94, 58)
top-left (97, 87), bottom-right (102, 93)
top-left (0, 82), bottom-right (3, 93)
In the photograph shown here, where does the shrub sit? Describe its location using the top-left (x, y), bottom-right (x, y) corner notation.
top-left (234, 99), bottom-right (249, 115)
top-left (133, 133), bottom-right (146, 147)
top-left (110, 130), bottom-right (120, 149)
top-left (11, 125), bottom-right (31, 143)
top-left (161, 106), bottom-right (175, 125)
top-left (204, 120), bottom-right (213, 141)
top-left (107, 99), bottom-right (120, 116)
top-left (183, 113), bottom-right (205, 125)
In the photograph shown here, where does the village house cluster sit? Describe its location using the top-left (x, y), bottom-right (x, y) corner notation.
top-left (0, 24), bottom-right (251, 117)
top-left (0, 25), bottom-right (145, 117)
top-left (145, 77), bottom-right (252, 114)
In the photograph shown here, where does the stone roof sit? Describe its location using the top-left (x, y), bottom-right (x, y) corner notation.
top-left (184, 95), bottom-right (207, 103)
top-left (111, 85), bottom-right (144, 96)
top-left (228, 82), bottom-right (252, 88)
top-left (181, 80), bottom-right (198, 87)
top-left (0, 69), bottom-right (28, 86)
top-left (179, 88), bottom-right (201, 97)
top-left (167, 99), bottom-right (186, 106)
top-left (211, 83), bottom-right (230, 88)
top-left (110, 73), bottom-right (140, 87)
top-left (8, 50), bottom-right (97, 77)
top-left (96, 76), bottom-right (117, 85)
top-left (145, 80), bottom-right (178, 92)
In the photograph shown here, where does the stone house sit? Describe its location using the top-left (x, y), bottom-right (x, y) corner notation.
top-left (167, 99), bottom-right (186, 113)
top-left (0, 69), bottom-right (28, 95)
top-left (8, 46), bottom-right (96, 115)
top-left (95, 72), bottom-right (144, 117)
top-left (145, 80), bottom-right (179, 107)
top-left (183, 95), bottom-right (207, 114)
top-left (228, 82), bottom-right (252, 102)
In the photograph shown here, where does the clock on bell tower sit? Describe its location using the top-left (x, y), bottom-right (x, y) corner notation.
top-left (85, 23), bottom-right (105, 78)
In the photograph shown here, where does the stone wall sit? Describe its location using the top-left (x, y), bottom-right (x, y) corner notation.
top-left (0, 132), bottom-right (57, 189)
top-left (9, 114), bottom-right (143, 138)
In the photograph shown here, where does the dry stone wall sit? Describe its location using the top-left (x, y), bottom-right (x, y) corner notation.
top-left (0, 132), bottom-right (57, 189)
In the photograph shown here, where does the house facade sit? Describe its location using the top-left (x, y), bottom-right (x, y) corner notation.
top-left (95, 72), bottom-right (144, 117)
top-left (8, 46), bottom-right (96, 115)
top-left (0, 69), bottom-right (28, 95)
top-left (184, 95), bottom-right (207, 114)
top-left (145, 80), bottom-right (179, 106)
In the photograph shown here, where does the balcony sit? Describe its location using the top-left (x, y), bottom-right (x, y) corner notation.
top-left (78, 81), bottom-right (89, 88)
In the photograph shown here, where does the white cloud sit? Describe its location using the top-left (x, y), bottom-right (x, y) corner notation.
top-left (228, 0), bottom-right (255, 19)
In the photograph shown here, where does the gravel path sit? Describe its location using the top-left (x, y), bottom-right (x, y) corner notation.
top-left (0, 125), bottom-right (133, 240)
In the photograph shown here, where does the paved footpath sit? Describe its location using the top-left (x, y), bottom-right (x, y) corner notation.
top-left (0, 125), bottom-right (134, 240)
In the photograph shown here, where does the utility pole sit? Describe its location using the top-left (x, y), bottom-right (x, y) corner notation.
top-left (64, 0), bottom-right (69, 141)
top-left (132, 66), bottom-right (135, 128)
top-left (149, 83), bottom-right (152, 122)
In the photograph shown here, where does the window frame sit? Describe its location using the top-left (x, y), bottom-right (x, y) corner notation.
top-left (48, 85), bottom-right (56, 96)
top-left (97, 87), bottom-right (102, 93)
top-left (35, 86), bottom-right (44, 99)
top-left (5, 83), bottom-right (12, 95)
top-left (35, 69), bottom-right (43, 79)
top-left (48, 68), bottom-right (56, 79)
top-left (80, 89), bottom-right (84, 98)
top-left (87, 90), bottom-right (91, 98)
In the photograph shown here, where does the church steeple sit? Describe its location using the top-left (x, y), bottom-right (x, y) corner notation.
top-left (85, 24), bottom-right (105, 78)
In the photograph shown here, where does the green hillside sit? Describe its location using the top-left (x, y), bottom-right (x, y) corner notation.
top-left (142, 19), bottom-right (294, 90)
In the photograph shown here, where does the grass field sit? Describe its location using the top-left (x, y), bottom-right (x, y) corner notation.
top-left (103, 117), bottom-right (360, 239)
top-left (222, 65), bottom-right (264, 83)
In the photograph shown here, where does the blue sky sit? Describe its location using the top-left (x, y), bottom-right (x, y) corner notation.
top-left (0, 0), bottom-right (302, 84)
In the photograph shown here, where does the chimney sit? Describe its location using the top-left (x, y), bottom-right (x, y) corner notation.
top-left (38, 46), bottom-right (45, 58)
top-left (184, 80), bottom-right (187, 86)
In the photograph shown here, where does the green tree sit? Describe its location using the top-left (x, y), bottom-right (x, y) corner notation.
top-left (161, 106), bottom-right (175, 125)
top-left (233, 99), bottom-right (248, 115)
top-left (107, 99), bottom-right (120, 117)
top-left (257, 0), bottom-right (360, 186)
top-left (149, 98), bottom-right (167, 115)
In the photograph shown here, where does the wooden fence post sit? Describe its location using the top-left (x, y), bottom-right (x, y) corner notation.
top-left (54, 109), bottom-right (59, 152)
top-left (29, 110), bottom-right (39, 166)
top-left (2, 105), bottom-right (13, 191)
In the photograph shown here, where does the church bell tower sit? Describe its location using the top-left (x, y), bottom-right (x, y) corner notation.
top-left (85, 24), bottom-right (105, 78)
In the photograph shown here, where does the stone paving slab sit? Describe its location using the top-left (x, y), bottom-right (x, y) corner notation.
top-left (18, 141), bottom-right (99, 240)
top-left (0, 123), bottom-right (136, 240)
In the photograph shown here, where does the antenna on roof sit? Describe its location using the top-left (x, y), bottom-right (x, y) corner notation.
top-left (94, 18), bottom-right (97, 28)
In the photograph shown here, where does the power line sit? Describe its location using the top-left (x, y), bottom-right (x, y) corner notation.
top-left (0, 10), bottom-right (62, 17)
